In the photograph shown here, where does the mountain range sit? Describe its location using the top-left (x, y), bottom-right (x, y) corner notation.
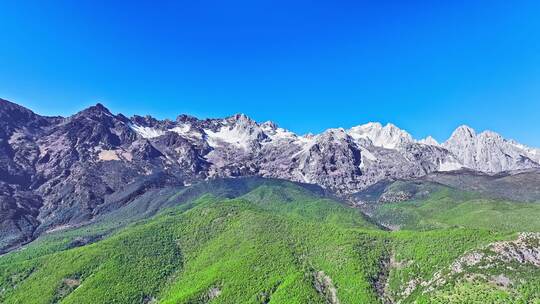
top-left (2, 98), bottom-right (540, 303)
top-left (1, 97), bottom-right (540, 253)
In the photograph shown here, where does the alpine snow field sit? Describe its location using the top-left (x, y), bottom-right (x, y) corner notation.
top-left (1, 100), bottom-right (540, 303)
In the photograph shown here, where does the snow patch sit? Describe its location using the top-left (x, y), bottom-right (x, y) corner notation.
top-left (170, 124), bottom-right (190, 134)
top-left (170, 124), bottom-right (203, 139)
top-left (131, 124), bottom-right (165, 138)
top-left (205, 126), bottom-right (253, 150)
top-left (266, 128), bottom-right (297, 141)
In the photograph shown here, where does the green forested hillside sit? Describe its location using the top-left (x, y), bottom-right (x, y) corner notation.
top-left (1, 178), bottom-right (539, 303)
top-left (366, 181), bottom-right (540, 232)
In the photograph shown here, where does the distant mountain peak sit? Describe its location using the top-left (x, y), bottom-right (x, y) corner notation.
top-left (418, 136), bottom-right (439, 146)
top-left (478, 130), bottom-right (503, 139)
top-left (260, 121), bottom-right (278, 130)
top-left (443, 125), bottom-right (540, 172)
top-left (227, 113), bottom-right (253, 122)
top-left (176, 114), bottom-right (198, 124)
top-left (94, 102), bottom-right (107, 109)
top-left (76, 102), bottom-right (114, 118)
top-left (450, 125), bottom-right (476, 139)
top-left (347, 122), bottom-right (413, 149)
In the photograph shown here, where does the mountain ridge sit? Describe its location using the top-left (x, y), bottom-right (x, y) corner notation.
top-left (1, 98), bottom-right (539, 253)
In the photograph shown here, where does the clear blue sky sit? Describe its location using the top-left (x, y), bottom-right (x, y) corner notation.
top-left (1, 1), bottom-right (540, 146)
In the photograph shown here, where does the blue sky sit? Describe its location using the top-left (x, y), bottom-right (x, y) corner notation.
top-left (1, 1), bottom-right (540, 146)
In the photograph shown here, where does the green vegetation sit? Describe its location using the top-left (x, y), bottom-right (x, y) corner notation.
top-left (370, 185), bottom-right (540, 232)
top-left (1, 178), bottom-right (540, 303)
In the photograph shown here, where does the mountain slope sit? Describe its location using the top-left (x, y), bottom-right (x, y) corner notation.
top-left (2, 178), bottom-right (539, 303)
top-left (351, 177), bottom-right (540, 303)
top-left (0, 180), bottom-right (382, 304)
top-left (355, 173), bottom-right (540, 231)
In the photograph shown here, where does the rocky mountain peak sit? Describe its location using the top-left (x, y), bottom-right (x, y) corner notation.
top-left (260, 121), bottom-right (278, 131)
top-left (71, 103), bottom-right (113, 123)
top-left (449, 125), bottom-right (476, 140)
top-left (78, 102), bottom-right (112, 116)
top-left (176, 114), bottom-right (199, 124)
top-left (443, 125), bottom-right (540, 172)
top-left (418, 136), bottom-right (439, 146)
top-left (94, 102), bottom-right (107, 110)
top-left (131, 115), bottom-right (161, 127)
top-left (226, 113), bottom-right (255, 125)
top-left (478, 130), bottom-right (503, 140)
top-left (347, 122), bottom-right (413, 149)
top-left (320, 128), bottom-right (349, 141)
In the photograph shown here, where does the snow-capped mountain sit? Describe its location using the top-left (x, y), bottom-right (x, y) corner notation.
top-left (1, 98), bottom-right (539, 252)
top-left (75, 103), bottom-right (540, 192)
top-left (443, 125), bottom-right (540, 172)
top-left (348, 122), bottom-right (414, 149)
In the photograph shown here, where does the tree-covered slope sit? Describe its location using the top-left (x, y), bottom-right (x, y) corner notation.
top-left (360, 180), bottom-right (540, 232)
top-left (1, 178), bottom-right (540, 303)
top-left (0, 179), bottom-right (382, 303)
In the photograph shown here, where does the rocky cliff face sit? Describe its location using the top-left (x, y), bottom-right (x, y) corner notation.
top-left (1, 98), bottom-right (539, 252)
